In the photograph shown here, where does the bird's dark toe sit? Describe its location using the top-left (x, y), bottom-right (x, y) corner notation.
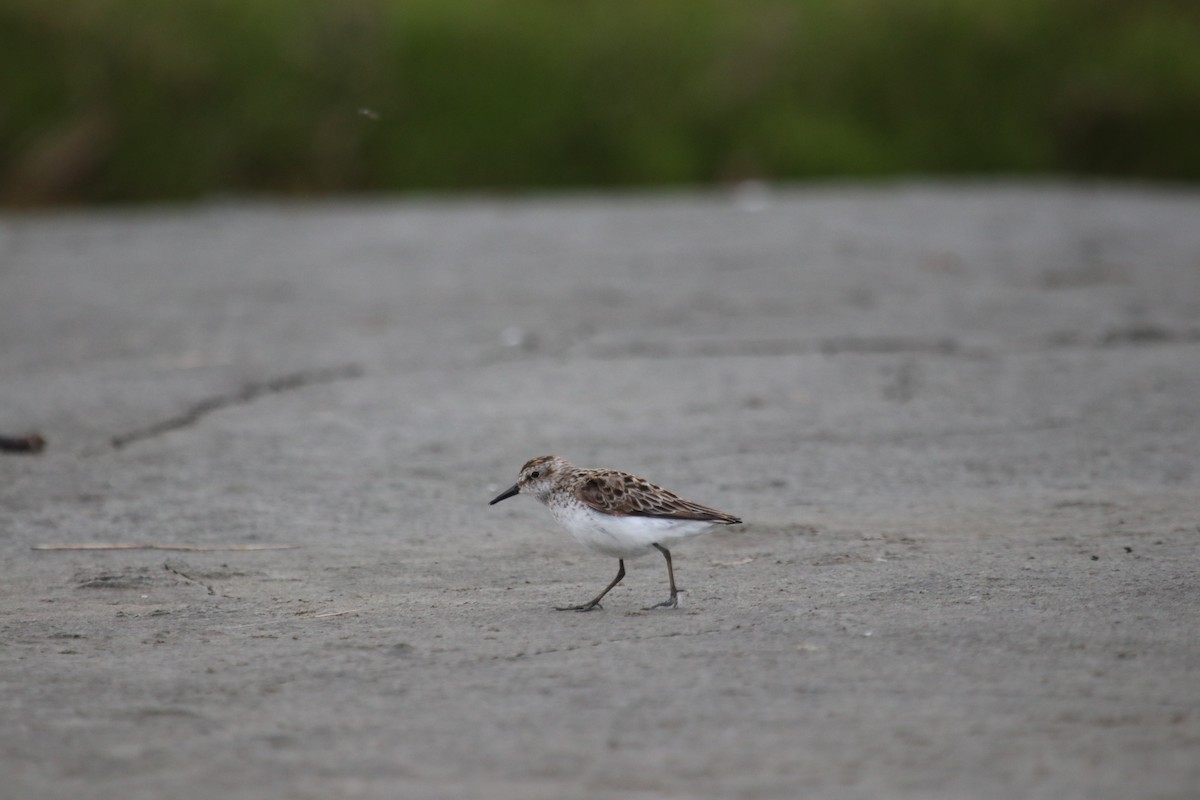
top-left (555, 602), bottom-right (602, 612)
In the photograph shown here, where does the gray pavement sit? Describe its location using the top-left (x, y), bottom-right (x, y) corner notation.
top-left (2, 183), bottom-right (1198, 799)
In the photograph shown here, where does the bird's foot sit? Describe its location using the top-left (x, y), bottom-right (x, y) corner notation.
top-left (643, 593), bottom-right (679, 611)
top-left (555, 601), bottom-right (602, 612)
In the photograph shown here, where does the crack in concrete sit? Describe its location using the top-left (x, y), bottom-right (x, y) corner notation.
top-left (110, 364), bottom-right (363, 449)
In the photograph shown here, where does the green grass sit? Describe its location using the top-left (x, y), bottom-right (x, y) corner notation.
top-left (2, 0), bottom-right (1198, 204)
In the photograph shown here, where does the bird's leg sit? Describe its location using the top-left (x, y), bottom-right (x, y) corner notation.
top-left (556, 559), bottom-right (625, 612)
top-left (644, 544), bottom-right (679, 610)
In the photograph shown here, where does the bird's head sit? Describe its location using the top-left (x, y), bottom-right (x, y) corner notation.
top-left (489, 455), bottom-right (570, 505)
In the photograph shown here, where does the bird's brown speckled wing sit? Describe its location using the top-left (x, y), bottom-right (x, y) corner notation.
top-left (574, 470), bottom-right (741, 523)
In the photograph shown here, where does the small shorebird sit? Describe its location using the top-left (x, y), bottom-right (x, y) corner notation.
top-left (489, 455), bottom-right (741, 611)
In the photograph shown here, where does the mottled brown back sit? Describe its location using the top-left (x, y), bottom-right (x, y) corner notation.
top-left (573, 469), bottom-right (741, 523)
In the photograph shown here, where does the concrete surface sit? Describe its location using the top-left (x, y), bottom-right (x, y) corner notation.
top-left (1, 183), bottom-right (1198, 799)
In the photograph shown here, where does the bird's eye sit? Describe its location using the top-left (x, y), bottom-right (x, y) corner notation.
top-left (529, 470), bottom-right (541, 479)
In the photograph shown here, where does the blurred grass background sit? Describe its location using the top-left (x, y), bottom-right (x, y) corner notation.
top-left (2, 0), bottom-right (1198, 205)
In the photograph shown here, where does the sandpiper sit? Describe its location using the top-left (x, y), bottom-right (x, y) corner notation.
top-left (489, 455), bottom-right (741, 611)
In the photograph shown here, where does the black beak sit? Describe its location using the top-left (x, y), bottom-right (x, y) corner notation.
top-left (489, 484), bottom-right (520, 505)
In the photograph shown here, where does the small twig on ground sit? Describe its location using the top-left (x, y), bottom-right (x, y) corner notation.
top-left (164, 561), bottom-right (216, 595)
top-left (31, 543), bottom-right (299, 552)
top-left (0, 433), bottom-right (45, 453)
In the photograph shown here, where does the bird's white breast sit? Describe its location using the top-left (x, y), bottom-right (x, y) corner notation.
top-left (547, 500), bottom-right (718, 558)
